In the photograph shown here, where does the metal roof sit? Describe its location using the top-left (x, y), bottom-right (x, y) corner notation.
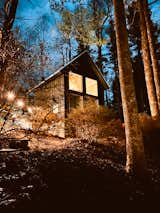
top-left (27, 50), bottom-right (109, 94)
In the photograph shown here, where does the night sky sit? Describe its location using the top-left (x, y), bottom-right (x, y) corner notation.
top-left (15, 1), bottom-right (160, 22)
top-left (14, 0), bottom-right (160, 38)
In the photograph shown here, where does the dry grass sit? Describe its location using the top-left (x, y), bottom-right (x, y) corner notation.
top-left (29, 135), bottom-right (71, 151)
top-left (139, 113), bottom-right (160, 133)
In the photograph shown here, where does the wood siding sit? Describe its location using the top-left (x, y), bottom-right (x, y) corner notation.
top-left (33, 74), bottom-right (65, 138)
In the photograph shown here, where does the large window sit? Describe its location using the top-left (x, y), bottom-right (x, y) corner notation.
top-left (69, 72), bottom-right (83, 93)
top-left (85, 77), bottom-right (98, 97)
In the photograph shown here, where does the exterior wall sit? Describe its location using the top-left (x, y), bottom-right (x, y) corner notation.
top-left (32, 74), bottom-right (65, 138)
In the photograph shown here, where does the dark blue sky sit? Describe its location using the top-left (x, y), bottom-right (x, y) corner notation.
top-left (150, 0), bottom-right (160, 22)
top-left (15, 0), bottom-right (160, 32)
top-left (16, 0), bottom-right (52, 21)
top-left (14, 0), bottom-right (160, 41)
top-left (15, 0), bottom-right (160, 22)
top-left (14, 0), bottom-right (57, 39)
top-left (14, 0), bottom-right (160, 53)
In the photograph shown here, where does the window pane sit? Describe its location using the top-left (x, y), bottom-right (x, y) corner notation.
top-left (69, 72), bottom-right (83, 92)
top-left (53, 102), bottom-right (59, 113)
top-left (86, 77), bottom-right (98, 96)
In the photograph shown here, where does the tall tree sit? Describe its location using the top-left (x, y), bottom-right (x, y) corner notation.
top-left (107, 18), bottom-right (123, 119)
top-left (127, 1), bottom-right (150, 114)
top-left (21, 14), bottom-right (56, 85)
top-left (138, 0), bottom-right (159, 118)
top-left (143, 0), bottom-right (160, 112)
top-left (89, 0), bottom-right (111, 73)
top-left (58, 10), bottom-right (72, 61)
top-left (0, 0), bottom-right (18, 89)
top-left (50, 0), bottom-right (111, 73)
top-left (0, 0), bottom-right (18, 46)
top-left (113, 0), bottom-right (146, 175)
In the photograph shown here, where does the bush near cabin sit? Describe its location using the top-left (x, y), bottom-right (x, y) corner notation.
top-left (30, 107), bottom-right (60, 135)
top-left (66, 101), bottom-right (125, 142)
top-left (139, 113), bottom-right (160, 146)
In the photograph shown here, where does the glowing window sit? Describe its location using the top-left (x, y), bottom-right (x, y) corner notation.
top-left (53, 102), bottom-right (59, 113)
top-left (86, 77), bottom-right (98, 97)
top-left (69, 72), bottom-right (83, 93)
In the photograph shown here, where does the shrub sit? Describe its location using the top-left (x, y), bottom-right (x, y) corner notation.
top-left (29, 107), bottom-right (60, 134)
top-left (139, 113), bottom-right (160, 145)
top-left (99, 119), bottom-right (125, 139)
top-left (139, 113), bottom-right (160, 133)
top-left (66, 100), bottom-right (124, 142)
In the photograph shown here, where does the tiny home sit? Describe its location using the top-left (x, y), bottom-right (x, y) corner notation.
top-left (28, 50), bottom-right (109, 138)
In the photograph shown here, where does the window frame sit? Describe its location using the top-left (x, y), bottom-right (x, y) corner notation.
top-left (68, 72), bottom-right (83, 93)
top-left (85, 77), bottom-right (98, 97)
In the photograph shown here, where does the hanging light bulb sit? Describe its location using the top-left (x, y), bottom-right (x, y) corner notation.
top-left (16, 99), bottom-right (25, 108)
top-left (27, 106), bottom-right (33, 114)
top-left (6, 91), bottom-right (15, 102)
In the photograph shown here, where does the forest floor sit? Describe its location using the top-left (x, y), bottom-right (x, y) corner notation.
top-left (0, 134), bottom-right (160, 212)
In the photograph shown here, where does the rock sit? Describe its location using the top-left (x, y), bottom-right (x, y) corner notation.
top-left (9, 139), bottom-right (29, 150)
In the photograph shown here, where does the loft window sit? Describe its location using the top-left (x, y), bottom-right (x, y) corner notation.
top-left (69, 72), bottom-right (83, 93)
top-left (85, 77), bottom-right (98, 97)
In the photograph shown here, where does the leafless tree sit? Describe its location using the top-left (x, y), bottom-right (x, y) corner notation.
top-left (138, 0), bottom-right (159, 118)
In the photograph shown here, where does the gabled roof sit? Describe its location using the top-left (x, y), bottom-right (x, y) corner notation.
top-left (27, 50), bottom-right (109, 93)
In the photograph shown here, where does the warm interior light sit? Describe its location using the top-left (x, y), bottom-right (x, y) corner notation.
top-left (16, 99), bottom-right (24, 108)
top-left (6, 91), bottom-right (15, 101)
top-left (27, 106), bottom-right (33, 113)
top-left (85, 77), bottom-right (98, 96)
top-left (69, 72), bottom-right (83, 92)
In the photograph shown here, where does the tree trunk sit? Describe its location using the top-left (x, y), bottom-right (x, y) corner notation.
top-left (2, 0), bottom-right (18, 46)
top-left (68, 38), bottom-right (72, 61)
top-left (97, 41), bottom-right (103, 73)
top-left (113, 0), bottom-right (146, 176)
top-left (143, 0), bottom-right (160, 112)
top-left (138, 0), bottom-right (159, 118)
top-left (0, 0), bottom-right (18, 88)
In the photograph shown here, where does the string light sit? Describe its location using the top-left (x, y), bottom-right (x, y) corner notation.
top-left (27, 106), bottom-right (33, 114)
top-left (6, 91), bottom-right (15, 102)
top-left (16, 99), bottom-right (25, 108)
top-left (2, 90), bottom-right (34, 115)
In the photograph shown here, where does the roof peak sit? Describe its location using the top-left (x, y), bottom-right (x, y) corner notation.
top-left (27, 50), bottom-right (108, 94)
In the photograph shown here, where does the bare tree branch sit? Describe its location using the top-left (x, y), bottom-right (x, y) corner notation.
top-left (149, 0), bottom-right (159, 6)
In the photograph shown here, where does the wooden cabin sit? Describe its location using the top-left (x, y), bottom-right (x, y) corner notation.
top-left (28, 50), bottom-right (109, 138)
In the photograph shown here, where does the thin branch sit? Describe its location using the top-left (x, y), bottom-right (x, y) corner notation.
top-left (130, 9), bottom-right (138, 26)
top-left (27, 0), bottom-right (35, 8)
top-left (149, 0), bottom-right (159, 6)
